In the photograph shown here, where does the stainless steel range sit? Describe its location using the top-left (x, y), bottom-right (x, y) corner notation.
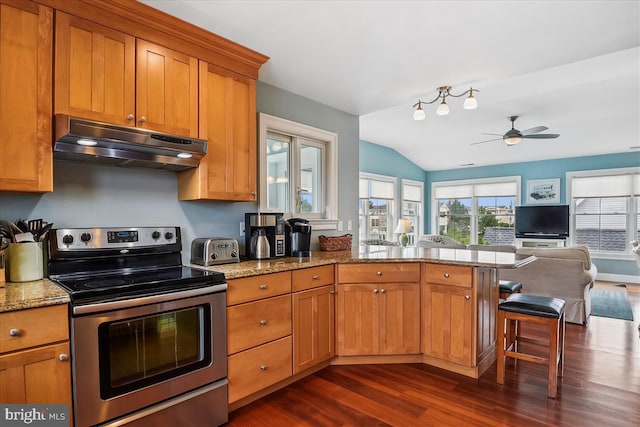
top-left (47, 227), bottom-right (228, 427)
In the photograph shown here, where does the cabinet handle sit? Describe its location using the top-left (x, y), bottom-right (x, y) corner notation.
top-left (377, 271), bottom-right (382, 276)
top-left (465, 295), bottom-right (471, 301)
top-left (330, 290), bottom-right (336, 294)
top-left (260, 365), bottom-right (268, 371)
top-left (59, 354), bottom-right (69, 362)
top-left (138, 116), bottom-right (147, 123)
top-left (373, 289), bottom-right (379, 294)
top-left (259, 284), bottom-right (268, 290)
top-left (312, 275), bottom-right (319, 280)
top-left (126, 114), bottom-right (134, 121)
top-left (443, 273), bottom-right (450, 278)
top-left (9, 328), bottom-right (21, 337)
top-left (380, 289), bottom-right (386, 294)
top-left (259, 320), bottom-right (267, 326)
top-left (250, 192), bottom-right (257, 196)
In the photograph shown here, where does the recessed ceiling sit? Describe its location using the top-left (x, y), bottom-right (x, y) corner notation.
top-left (141, 0), bottom-right (640, 171)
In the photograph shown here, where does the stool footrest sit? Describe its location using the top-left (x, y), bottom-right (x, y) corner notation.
top-left (505, 350), bottom-right (548, 365)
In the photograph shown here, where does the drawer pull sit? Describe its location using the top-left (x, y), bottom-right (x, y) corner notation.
top-left (465, 295), bottom-right (471, 301)
top-left (138, 116), bottom-right (147, 123)
top-left (259, 284), bottom-right (268, 290)
top-left (377, 271), bottom-right (382, 276)
top-left (9, 328), bottom-right (22, 337)
top-left (443, 273), bottom-right (450, 278)
top-left (126, 113), bottom-right (134, 121)
top-left (59, 354), bottom-right (69, 362)
top-left (259, 320), bottom-right (267, 326)
top-left (260, 365), bottom-right (268, 371)
top-left (312, 275), bottom-right (319, 280)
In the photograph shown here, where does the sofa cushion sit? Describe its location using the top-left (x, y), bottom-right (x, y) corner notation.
top-left (517, 246), bottom-right (591, 270)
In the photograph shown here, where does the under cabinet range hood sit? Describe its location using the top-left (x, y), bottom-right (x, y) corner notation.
top-left (53, 114), bottom-right (207, 172)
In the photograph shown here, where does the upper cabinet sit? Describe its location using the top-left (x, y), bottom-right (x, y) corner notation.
top-left (0, 0), bottom-right (52, 193)
top-left (55, 12), bottom-right (198, 137)
top-left (178, 62), bottom-right (257, 201)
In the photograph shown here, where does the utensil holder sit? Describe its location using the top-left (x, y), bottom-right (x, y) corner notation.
top-left (7, 242), bottom-right (43, 282)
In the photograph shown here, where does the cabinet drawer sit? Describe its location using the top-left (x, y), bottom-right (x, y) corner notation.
top-left (227, 271), bottom-right (292, 306)
top-left (424, 264), bottom-right (472, 288)
top-left (292, 265), bottom-right (335, 292)
top-left (0, 305), bottom-right (69, 353)
top-left (338, 263), bottom-right (420, 283)
top-left (227, 295), bottom-right (291, 354)
top-left (228, 336), bottom-right (292, 403)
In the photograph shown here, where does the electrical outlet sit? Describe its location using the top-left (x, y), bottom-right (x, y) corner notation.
top-left (347, 220), bottom-right (353, 231)
top-left (338, 221), bottom-right (343, 231)
top-left (239, 222), bottom-right (245, 237)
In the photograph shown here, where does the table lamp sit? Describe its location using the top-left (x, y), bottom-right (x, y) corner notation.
top-left (394, 219), bottom-right (411, 247)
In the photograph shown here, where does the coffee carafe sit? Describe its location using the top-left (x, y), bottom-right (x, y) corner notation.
top-left (250, 228), bottom-right (270, 260)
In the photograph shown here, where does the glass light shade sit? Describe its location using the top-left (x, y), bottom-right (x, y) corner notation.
top-left (463, 94), bottom-right (478, 109)
top-left (436, 100), bottom-right (449, 116)
top-left (504, 136), bottom-right (522, 145)
top-left (413, 107), bottom-right (426, 121)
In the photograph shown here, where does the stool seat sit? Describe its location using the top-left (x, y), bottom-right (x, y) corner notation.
top-left (499, 293), bottom-right (565, 318)
top-left (498, 280), bottom-right (522, 295)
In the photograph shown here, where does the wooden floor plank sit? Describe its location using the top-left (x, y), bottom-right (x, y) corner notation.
top-left (227, 282), bottom-right (640, 426)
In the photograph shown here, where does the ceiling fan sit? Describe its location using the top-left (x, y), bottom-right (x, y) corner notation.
top-left (471, 116), bottom-right (559, 146)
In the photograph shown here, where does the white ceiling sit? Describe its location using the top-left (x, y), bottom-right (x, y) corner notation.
top-left (141, 0), bottom-right (640, 171)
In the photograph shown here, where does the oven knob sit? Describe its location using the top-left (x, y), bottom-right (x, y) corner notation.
top-left (165, 232), bottom-right (174, 240)
top-left (62, 234), bottom-right (74, 245)
top-left (231, 250), bottom-right (238, 258)
top-left (152, 231), bottom-right (161, 240)
top-left (80, 232), bottom-right (92, 243)
top-left (211, 252), bottom-right (218, 260)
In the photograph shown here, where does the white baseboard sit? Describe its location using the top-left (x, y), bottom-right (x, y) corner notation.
top-left (596, 272), bottom-right (640, 285)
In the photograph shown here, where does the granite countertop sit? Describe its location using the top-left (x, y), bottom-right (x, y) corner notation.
top-left (1, 246), bottom-right (535, 312)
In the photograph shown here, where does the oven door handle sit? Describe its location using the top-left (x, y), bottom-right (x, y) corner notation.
top-left (73, 283), bottom-right (228, 315)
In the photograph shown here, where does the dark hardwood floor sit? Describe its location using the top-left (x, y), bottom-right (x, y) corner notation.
top-left (227, 282), bottom-right (640, 426)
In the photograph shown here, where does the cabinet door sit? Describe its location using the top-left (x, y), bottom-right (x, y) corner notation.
top-left (136, 39), bottom-right (198, 137)
top-left (179, 62), bottom-right (257, 201)
top-left (54, 12), bottom-right (135, 125)
top-left (423, 284), bottom-right (473, 366)
top-left (379, 283), bottom-right (420, 355)
top-left (293, 285), bottom-right (335, 373)
top-left (336, 284), bottom-right (377, 355)
top-left (0, 342), bottom-right (71, 406)
top-left (0, 1), bottom-right (52, 192)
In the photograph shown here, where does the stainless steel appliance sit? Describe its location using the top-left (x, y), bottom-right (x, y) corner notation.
top-left (244, 213), bottom-right (285, 259)
top-left (47, 227), bottom-right (228, 427)
top-left (285, 218), bottom-right (312, 257)
top-left (191, 237), bottom-right (240, 266)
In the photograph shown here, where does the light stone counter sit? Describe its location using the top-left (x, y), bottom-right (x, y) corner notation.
top-left (0, 278), bottom-right (70, 313)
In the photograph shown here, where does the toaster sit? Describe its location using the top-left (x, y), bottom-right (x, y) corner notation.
top-left (191, 237), bottom-right (240, 266)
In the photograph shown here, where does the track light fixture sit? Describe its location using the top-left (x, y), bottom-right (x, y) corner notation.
top-left (412, 86), bottom-right (479, 120)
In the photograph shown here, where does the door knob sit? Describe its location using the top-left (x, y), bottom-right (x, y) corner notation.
top-left (138, 116), bottom-right (147, 123)
top-left (9, 328), bottom-right (21, 337)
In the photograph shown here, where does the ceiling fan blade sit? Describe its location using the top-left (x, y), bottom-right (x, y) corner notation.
top-left (481, 132), bottom-right (503, 136)
top-left (521, 126), bottom-right (548, 135)
top-left (523, 133), bottom-right (560, 139)
top-left (470, 138), bottom-right (502, 146)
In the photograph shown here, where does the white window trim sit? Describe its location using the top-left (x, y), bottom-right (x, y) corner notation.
top-left (401, 178), bottom-right (424, 237)
top-left (431, 176), bottom-right (521, 244)
top-left (566, 167), bottom-right (640, 260)
top-left (359, 172), bottom-right (398, 241)
top-left (259, 113), bottom-right (339, 230)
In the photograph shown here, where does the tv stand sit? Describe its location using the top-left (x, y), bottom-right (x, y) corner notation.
top-left (516, 238), bottom-right (566, 248)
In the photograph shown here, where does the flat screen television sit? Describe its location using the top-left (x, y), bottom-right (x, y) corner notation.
top-left (515, 205), bottom-right (569, 239)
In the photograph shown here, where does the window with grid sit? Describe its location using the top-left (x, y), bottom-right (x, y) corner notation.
top-left (359, 174), bottom-right (396, 244)
top-left (432, 178), bottom-right (519, 245)
top-left (569, 168), bottom-right (640, 255)
top-left (401, 180), bottom-right (423, 246)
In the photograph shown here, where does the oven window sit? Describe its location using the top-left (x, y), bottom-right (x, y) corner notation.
top-left (99, 305), bottom-right (211, 398)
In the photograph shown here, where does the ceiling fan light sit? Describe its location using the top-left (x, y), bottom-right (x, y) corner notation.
top-left (436, 100), bottom-right (449, 116)
top-left (413, 106), bottom-right (426, 121)
top-left (463, 94), bottom-right (477, 110)
top-left (504, 135), bottom-right (522, 145)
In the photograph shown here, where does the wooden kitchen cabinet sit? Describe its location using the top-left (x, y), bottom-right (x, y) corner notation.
top-left (292, 265), bottom-right (336, 373)
top-left (0, 0), bottom-right (52, 192)
top-left (178, 62), bottom-right (257, 201)
top-left (55, 13), bottom-right (198, 137)
top-left (0, 304), bottom-right (71, 422)
top-left (336, 263), bottom-right (421, 356)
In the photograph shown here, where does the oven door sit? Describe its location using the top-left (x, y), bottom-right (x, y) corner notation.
top-left (71, 286), bottom-right (226, 427)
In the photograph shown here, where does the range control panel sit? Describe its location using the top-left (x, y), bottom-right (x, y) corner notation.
top-left (53, 227), bottom-right (179, 250)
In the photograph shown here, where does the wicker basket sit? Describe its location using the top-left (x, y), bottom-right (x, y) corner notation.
top-left (318, 234), bottom-right (353, 251)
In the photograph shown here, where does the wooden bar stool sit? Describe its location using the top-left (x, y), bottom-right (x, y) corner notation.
top-left (496, 293), bottom-right (566, 399)
top-left (498, 279), bottom-right (522, 300)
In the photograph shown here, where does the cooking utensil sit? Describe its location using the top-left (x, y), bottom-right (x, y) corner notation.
top-left (16, 219), bottom-right (29, 233)
top-left (36, 223), bottom-right (54, 241)
top-left (0, 220), bottom-right (20, 243)
top-left (28, 219), bottom-right (43, 235)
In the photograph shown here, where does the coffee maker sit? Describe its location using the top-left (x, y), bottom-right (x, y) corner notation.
top-left (244, 213), bottom-right (285, 259)
top-left (285, 218), bottom-right (312, 257)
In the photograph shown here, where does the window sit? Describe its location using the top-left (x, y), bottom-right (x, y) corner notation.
top-left (401, 179), bottom-right (423, 246)
top-left (359, 174), bottom-right (396, 243)
top-left (259, 114), bottom-right (338, 229)
top-left (432, 177), bottom-right (520, 245)
top-left (568, 168), bottom-right (640, 257)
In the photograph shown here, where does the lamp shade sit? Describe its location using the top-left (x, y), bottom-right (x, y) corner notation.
top-left (394, 218), bottom-right (411, 234)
